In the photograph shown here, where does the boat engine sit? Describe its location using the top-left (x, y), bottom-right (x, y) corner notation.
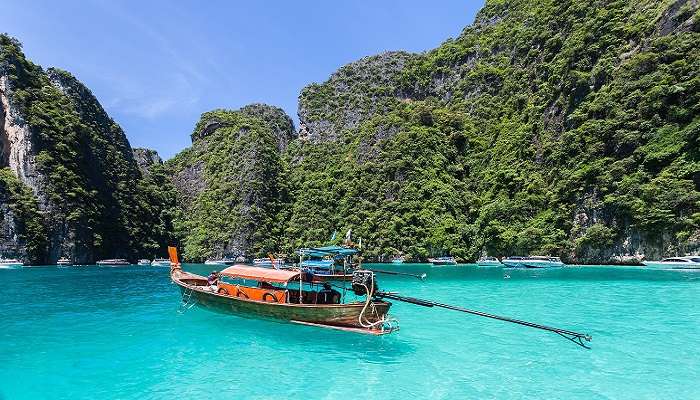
top-left (351, 270), bottom-right (378, 296)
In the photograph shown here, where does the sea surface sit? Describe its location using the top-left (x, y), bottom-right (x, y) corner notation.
top-left (1, 264), bottom-right (699, 399)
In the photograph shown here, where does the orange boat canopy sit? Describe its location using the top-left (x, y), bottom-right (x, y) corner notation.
top-left (219, 265), bottom-right (300, 283)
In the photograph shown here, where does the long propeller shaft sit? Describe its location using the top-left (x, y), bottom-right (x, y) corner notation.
top-left (367, 269), bottom-right (427, 281)
top-left (377, 292), bottom-right (592, 348)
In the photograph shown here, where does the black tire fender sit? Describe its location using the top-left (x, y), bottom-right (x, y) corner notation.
top-left (262, 292), bottom-right (278, 303)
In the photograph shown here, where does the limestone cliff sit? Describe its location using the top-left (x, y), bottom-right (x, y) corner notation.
top-left (132, 148), bottom-right (163, 175)
top-left (297, 51), bottom-right (416, 144)
top-left (3, 0), bottom-right (699, 265)
top-left (167, 104), bottom-right (295, 261)
top-left (0, 35), bottom-right (172, 263)
top-left (286, 0), bottom-right (700, 263)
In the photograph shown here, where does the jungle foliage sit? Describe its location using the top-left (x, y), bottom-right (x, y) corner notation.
top-left (0, 168), bottom-right (47, 262)
top-left (167, 106), bottom-right (294, 261)
top-left (0, 35), bottom-right (175, 262)
top-left (280, 0), bottom-right (700, 262)
top-left (3, 0), bottom-right (699, 264)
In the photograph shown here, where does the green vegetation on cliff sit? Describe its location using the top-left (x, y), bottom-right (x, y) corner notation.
top-left (0, 168), bottom-right (46, 262)
top-left (3, 0), bottom-right (699, 264)
top-left (0, 35), bottom-right (175, 262)
top-left (283, 0), bottom-right (700, 262)
top-left (168, 105), bottom-right (294, 261)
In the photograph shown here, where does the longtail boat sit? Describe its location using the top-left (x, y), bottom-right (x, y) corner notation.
top-left (168, 247), bottom-right (398, 335)
top-left (168, 245), bottom-right (592, 348)
top-left (292, 245), bottom-right (360, 282)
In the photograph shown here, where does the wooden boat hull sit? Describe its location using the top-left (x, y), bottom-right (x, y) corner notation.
top-left (172, 271), bottom-right (393, 334)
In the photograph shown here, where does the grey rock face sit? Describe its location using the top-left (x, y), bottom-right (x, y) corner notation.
top-left (0, 77), bottom-right (41, 197)
top-left (0, 190), bottom-right (23, 259)
top-left (656, 0), bottom-right (699, 36)
top-left (0, 77), bottom-right (45, 262)
top-left (133, 148), bottom-right (163, 175)
top-left (0, 36), bottom-right (167, 264)
top-left (297, 51), bottom-right (416, 144)
top-left (239, 103), bottom-right (296, 151)
top-left (171, 160), bottom-right (205, 208)
top-left (168, 104), bottom-right (293, 261)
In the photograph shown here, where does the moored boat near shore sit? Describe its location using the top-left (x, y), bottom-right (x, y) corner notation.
top-left (0, 257), bottom-right (23, 269)
top-left (57, 257), bottom-right (72, 266)
top-left (138, 259), bottom-right (151, 266)
top-left (151, 258), bottom-right (172, 267)
top-left (502, 256), bottom-right (564, 268)
top-left (521, 256), bottom-right (565, 268)
top-left (477, 256), bottom-right (502, 267)
top-left (204, 257), bottom-right (238, 266)
top-left (502, 256), bottom-right (525, 268)
top-left (167, 246), bottom-right (590, 346)
top-left (253, 257), bottom-right (285, 268)
top-left (294, 246), bottom-right (359, 282)
top-left (96, 259), bottom-right (130, 266)
top-left (428, 256), bottom-right (457, 265)
top-left (642, 256), bottom-right (700, 270)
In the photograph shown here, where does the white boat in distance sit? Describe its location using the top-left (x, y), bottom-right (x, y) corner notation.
top-left (502, 256), bottom-right (565, 268)
top-left (204, 257), bottom-right (238, 266)
top-left (57, 257), bottom-right (72, 266)
top-left (0, 257), bottom-right (23, 269)
top-left (253, 257), bottom-right (285, 268)
top-left (428, 256), bottom-right (457, 265)
top-left (138, 259), bottom-right (151, 266)
top-left (96, 259), bottom-right (130, 266)
top-left (151, 258), bottom-right (172, 267)
top-left (642, 256), bottom-right (700, 270)
top-left (477, 256), bottom-right (502, 267)
top-left (391, 256), bottom-right (405, 264)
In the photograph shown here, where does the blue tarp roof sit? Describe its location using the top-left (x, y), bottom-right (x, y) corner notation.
top-left (296, 245), bottom-right (359, 258)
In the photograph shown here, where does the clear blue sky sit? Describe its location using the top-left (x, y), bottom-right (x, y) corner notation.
top-left (2, 1), bottom-right (484, 159)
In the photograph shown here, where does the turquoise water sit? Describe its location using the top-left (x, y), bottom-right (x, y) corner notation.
top-left (2, 264), bottom-right (699, 399)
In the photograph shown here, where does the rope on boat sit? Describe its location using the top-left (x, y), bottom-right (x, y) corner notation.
top-left (357, 281), bottom-right (398, 332)
top-left (375, 292), bottom-right (592, 349)
top-left (178, 287), bottom-right (197, 314)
